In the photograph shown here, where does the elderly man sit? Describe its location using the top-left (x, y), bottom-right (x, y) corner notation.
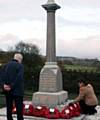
top-left (0, 53), bottom-right (24, 120)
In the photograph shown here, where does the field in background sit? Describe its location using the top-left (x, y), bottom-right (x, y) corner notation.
top-left (64, 64), bottom-right (98, 73)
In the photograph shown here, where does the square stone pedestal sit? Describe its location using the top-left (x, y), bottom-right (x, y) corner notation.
top-left (32, 91), bottom-right (68, 107)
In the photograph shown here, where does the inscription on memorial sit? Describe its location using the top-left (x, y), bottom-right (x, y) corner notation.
top-left (39, 68), bottom-right (57, 92)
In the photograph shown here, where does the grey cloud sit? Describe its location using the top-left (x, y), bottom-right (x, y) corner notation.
top-left (57, 16), bottom-right (100, 27)
top-left (0, 34), bottom-right (46, 54)
top-left (0, 0), bottom-right (100, 24)
top-left (56, 35), bottom-right (100, 59)
top-left (0, 0), bottom-right (45, 23)
top-left (61, 0), bottom-right (100, 8)
top-left (0, 34), bottom-right (20, 50)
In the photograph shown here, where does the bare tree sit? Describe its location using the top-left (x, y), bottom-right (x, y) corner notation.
top-left (14, 41), bottom-right (39, 54)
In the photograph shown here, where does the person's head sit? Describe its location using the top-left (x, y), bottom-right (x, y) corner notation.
top-left (14, 53), bottom-right (23, 63)
top-left (78, 78), bottom-right (88, 88)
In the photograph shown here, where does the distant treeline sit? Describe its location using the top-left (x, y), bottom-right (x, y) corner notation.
top-left (0, 49), bottom-right (100, 94)
top-left (57, 56), bottom-right (100, 68)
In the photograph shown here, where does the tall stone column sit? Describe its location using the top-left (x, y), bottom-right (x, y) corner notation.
top-left (32, 0), bottom-right (68, 107)
top-left (45, 0), bottom-right (58, 62)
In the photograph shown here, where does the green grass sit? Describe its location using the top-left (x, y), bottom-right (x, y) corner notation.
top-left (0, 94), bottom-right (6, 108)
top-left (64, 64), bottom-right (97, 73)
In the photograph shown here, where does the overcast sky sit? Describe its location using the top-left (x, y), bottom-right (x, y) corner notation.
top-left (0, 0), bottom-right (100, 59)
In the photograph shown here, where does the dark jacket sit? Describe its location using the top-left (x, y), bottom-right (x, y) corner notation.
top-left (0, 59), bottom-right (24, 96)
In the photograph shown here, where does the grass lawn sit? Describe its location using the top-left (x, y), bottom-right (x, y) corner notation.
top-left (64, 64), bottom-right (98, 72)
top-left (0, 94), bottom-right (6, 108)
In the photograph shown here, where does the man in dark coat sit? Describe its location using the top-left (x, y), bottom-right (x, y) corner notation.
top-left (0, 53), bottom-right (24, 120)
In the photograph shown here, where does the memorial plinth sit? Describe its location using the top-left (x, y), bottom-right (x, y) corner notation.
top-left (32, 0), bottom-right (68, 107)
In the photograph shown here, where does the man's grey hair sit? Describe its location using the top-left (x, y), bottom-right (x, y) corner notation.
top-left (14, 53), bottom-right (23, 63)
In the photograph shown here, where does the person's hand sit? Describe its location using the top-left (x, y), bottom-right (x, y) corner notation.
top-left (4, 84), bottom-right (11, 91)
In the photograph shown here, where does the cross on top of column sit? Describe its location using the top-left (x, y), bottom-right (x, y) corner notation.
top-left (47, 0), bottom-right (55, 4)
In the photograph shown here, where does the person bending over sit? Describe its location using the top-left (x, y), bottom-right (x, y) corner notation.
top-left (74, 79), bottom-right (98, 115)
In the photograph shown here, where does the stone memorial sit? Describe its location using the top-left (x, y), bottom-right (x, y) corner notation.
top-left (0, 1), bottom-right (99, 120)
top-left (32, 0), bottom-right (68, 107)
